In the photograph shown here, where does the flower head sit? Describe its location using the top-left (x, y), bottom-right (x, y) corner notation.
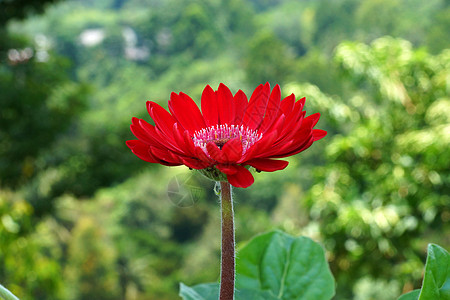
top-left (126, 83), bottom-right (326, 188)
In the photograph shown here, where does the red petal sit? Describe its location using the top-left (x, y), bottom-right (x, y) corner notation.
top-left (217, 83), bottom-right (235, 125)
top-left (263, 113), bottom-right (285, 137)
top-left (280, 94), bottom-right (295, 115)
top-left (138, 119), bottom-right (167, 147)
top-left (126, 140), bottom-right (159, 163)
top-left (153, 126), bottom-right (179, 153)
top-left (148, 101), bottom-right (177, 140)
top-left (226, 165), bottom-right (254, 188)
top-left (169, 92), bottom-right (205, 134)
top-left (148, 102), bottom-right (187, 153)
top-left (268, 112), bottom-right (318, 154)
top-left (221, 138), bottom-right (243, 162)
top-left (180, 157), bottom-right (209, 169)
top-left (243, 82), bottom-right (270, 129)
top-left (313, 129), bottom-right (327, 141)
top-left (297, 97), bottom-right (306, 111)
top-left (216, 164), bottom-right (238, 175)
top-left (282, 137), bottom-right (314, 157)
top-left (273, 125), bottom-right (312, 155)
top-left (271, 135), bottom-right (314, 158)
top-left (305, 113), bottom-right (321, 128)
top-left (150, 146), bottom-right (182, 165)
top-left (275, 102), bottom-right (305, 144)
top-left (233, 90), bottom-right (248, 124)
top-left (182, 130), bottom-right (197, 154)
top-left (126, 139), bottom-right (140, 149)
top-left (258, 84), bottom-right (281, 132)
top-left (130, 118), bottom-right (155, 145)
top-left (245, 158), bottom-right (289, 172)
top-left (240, 129), bottom-right (278, 162)
top-left (201, 85), bottom-right (219, 126)
top-left (172, 123), bottom-right (194, 156)
top-left (195, 146), bottom-right (214, 164)
top-left (206, 142), bottom-right (225, 163)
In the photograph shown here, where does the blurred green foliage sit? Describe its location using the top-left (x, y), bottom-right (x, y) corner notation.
top-left (0, 0), bottom-right (449, 299)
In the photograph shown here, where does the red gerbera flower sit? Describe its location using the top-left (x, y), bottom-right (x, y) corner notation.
top-left (126, 83), bottom-right (326, 188)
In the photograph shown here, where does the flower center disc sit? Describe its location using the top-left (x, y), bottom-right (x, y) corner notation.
top-left (212, 138), bottom-right (231, 149)
top-left (192, 124), bottom-right (262, 155)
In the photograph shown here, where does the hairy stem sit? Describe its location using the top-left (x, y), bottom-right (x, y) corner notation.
top-left (219, 181), bottom-right (235, 300)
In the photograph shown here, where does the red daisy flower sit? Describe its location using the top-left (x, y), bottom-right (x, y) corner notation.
top-left (126, 83), bottom-right (326, 188)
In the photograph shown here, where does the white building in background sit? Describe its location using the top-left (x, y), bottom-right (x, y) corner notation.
top-left (122, 27), bottom-right (149, 61)
top-left (78, 27), bottom-right (149, 61)
top-left (79, 28), bottom-right (105, 47)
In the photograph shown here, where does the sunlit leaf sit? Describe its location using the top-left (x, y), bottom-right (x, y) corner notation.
top-left (398, 290), bottom-right (420, 300)
top-left (419, 244), bottom-right (450, 300)
top-left (180, 231), bottom-right (335, 300)
top-left (0, 284), bottom-right (19, 300)
top-left (397, 244), bottom-right (450, 300)
top-left (179, 283), bottom-right (278, 300)
top-left (236, 231), bottom-right (335, 300)
top-left (179, 283), bottom-right (218, 300)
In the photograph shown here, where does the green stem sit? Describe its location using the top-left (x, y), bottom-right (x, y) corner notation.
top-left (219, 181), bottom-right (235, 300)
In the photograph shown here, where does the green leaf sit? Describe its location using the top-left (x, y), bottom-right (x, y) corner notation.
top-left (180, 231), bottom-right (335, 300)
top-left (397, 244), bottom-right (450, 300)
top-left (0, 284), bottom-right (19, 300)
top-left (179, 283), bottom-right (278, 300)
top-left (419, 244), bottom-right (450, 300)
top-left (398, 290), bottom-right (420, 300)
top-left (179, 283), bottom-right (218, 300)
top-left (235, 288), bottom-right (279, 300)
top-left (236, 230), bottom-right (335, 300)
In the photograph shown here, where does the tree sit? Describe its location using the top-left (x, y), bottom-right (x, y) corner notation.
top-left (245, 31), bottom-right (295, 86)
top-left (300, 37), bottom-right (449, 299)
